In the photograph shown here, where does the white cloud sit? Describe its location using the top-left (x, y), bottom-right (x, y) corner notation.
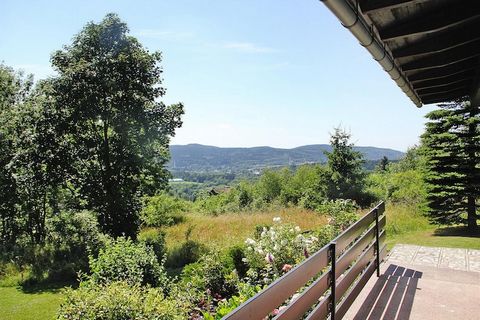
top-left (223, 42), bottom-right (276, 53)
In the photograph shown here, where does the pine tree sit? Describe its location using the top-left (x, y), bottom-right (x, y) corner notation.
top-left (421, 99), bottom-right (480, 230)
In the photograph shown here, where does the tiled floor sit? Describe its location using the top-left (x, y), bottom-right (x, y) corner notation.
top-left (388, 244), bottom-right (480, 272)
top-left (344, 244), bottom-right (480, 320)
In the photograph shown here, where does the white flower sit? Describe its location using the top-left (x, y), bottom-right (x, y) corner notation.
top-left (265, 253), bottom-right (275, 263)
top-left (281, 239), bottom-right (287, 246)
top-left (311, 236), bottom-right (319, 242)
top-left (295, 226), bottom-right (301, 232)
top-left (273, 217), bottom-right (282, 223)
top-left (273, 244), bottom-right (280, 251)
top-left (245, 238), bottom-right (256, 245)
top-left (241, 257), bottom-right (248, 262)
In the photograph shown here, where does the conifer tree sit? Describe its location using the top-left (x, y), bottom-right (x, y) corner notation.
top-left (421, 99), bottom-right (480, 230)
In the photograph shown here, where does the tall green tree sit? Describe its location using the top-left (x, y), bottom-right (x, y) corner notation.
top-left (421, 100), bottom-right (480, 230)
top-left (324, 127), bottom-right (370, 205)
top-left (50, 14), bottom-right (184, 237)
top-left (0, 65), bottom-right (33, 244)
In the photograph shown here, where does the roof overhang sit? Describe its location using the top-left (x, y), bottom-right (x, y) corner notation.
top-left (320, 0), bottom-right (480, 107)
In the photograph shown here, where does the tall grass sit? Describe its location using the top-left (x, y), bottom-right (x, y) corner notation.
top-left (161, 207), bottom-right (328, 251)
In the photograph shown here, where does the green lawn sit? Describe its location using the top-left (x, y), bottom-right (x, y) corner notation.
top-left (0, 286), bottom-right (64, 320)
top-left (384, 203), bottom-right (480, 250)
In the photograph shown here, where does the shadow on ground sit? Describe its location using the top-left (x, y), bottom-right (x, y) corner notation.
top-left (20, 280), bottom-right (75, 294)
top-left (352, 264), bottom-right (422, 320)
top-left (433, 226), bottom-right (480, 238)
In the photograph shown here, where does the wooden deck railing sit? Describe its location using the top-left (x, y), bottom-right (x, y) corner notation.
top-left (224, 201), bottom-right (386, 320)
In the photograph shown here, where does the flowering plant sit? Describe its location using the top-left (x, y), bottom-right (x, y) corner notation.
top-left (242, 217), bottom-right (321, 285)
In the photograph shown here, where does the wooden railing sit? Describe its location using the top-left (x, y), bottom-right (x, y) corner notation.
top-left (224, 201), bottom-right (386, 320)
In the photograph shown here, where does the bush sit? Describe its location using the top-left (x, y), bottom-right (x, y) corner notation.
top-left (227, 245), bottom-right (248, 278)
top-left (141, 193), bottom-right (188, 227)
top-left (243, 217), bottom-right (321, 285)
top-left (165, 240), bottom-right (207, 269)
top-left (316, 199), bottom-right (359, 231)
top-left (89, 237), bottom-right (170, 289)
top-left (6, 210), bottom-right (105, 284)
top-left (138, 228), bottom-right (167, 262)
top-left (57, 281), bottom-right (186, 320)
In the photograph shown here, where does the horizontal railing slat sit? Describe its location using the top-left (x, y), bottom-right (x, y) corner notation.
top-left (224, 244), bottom-right (330, 320)
top-left (224, 201), bottom-right (387, 320)
top-left (305, 294), bottom-right (331, 320)
top-left (336, 241), bottom-right (376, 302)
top-left (335, 244), bottom-right (387, 319)
top-left (333, 202), bottom-right (384, 255)
top-left (274, 270), bottom-right (330, 320)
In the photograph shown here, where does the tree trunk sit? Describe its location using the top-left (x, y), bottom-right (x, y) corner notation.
top-left (467, 196), bottom-right (478, 231)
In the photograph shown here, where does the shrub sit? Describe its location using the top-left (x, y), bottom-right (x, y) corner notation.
top-left (138, 228), bottom-right (167, 262)
top-left (315, 199), bottom-right (359, 231)
top-left (203, 282), bottom-right (262, 319)
top-left (165, 240), bottom-right (207, 269)
top-left (227, 245), bottom-right (248, 278)
top-left (57, 281), bottom-right (186, 320)
top-left (89, 237), bottom-right (170, 289)
top-left (9, 210), bottom-right (106, 284)
top-left (243, 217), bottom-right (321, 285)
top-left (141, 193), bottom-right (188, 227)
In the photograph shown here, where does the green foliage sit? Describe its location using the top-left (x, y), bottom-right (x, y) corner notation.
top-left (243, 217), bottom-right (321, 285)
top-left (324, 127), bottom-right (372, 206)
top-left (57, 281), bottom-right (185, 320)
top-left (48, 13), bottom-right (184, 237)
top-left (89, 237), bottom-right (170, 289)
top-left (165, 240), bottom-right (207, 269)
top-left (140, 193), bottom-right (188, 227)
top-left (316, 199), bottom-right (359, 231)
top-left (138, 228), bottom-right (167, 262)
top-left (203, 282), bottom-right (262, 319)
top-left (421, 100), bottom-right (480, 229)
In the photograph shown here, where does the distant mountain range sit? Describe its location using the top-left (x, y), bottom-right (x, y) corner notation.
top-left (168, 144), bottom-right (404, 171)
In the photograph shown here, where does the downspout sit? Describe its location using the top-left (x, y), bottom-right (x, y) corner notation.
top-left (320, 0), bottom-right (422, 107)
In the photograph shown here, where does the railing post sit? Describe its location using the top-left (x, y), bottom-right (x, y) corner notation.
top-left (330, 242), bottom-right (336, 320)
top-left (374, 208), bottom-right (381, 277)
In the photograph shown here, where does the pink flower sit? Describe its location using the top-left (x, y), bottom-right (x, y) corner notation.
top-left (282, 264), bottom-right (293, 272)
top-left (265, 253), bottom-right (275, 264)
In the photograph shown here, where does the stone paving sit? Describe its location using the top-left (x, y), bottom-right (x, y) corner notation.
top-left (388, 244), bottom-right (480, 272)
top-left (344, 244), bottom-right (480, 320)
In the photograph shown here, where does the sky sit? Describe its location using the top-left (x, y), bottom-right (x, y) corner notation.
top-left (0, 0), bottom-right (438, 152)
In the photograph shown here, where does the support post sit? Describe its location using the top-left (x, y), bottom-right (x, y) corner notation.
top-left (330, 242), bottom-right (336, 320)
top-left (374, 208), bottom-right (381, 277)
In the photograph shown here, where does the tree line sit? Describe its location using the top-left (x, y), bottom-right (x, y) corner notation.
top-left (0, 14), bottom-right (184, 247)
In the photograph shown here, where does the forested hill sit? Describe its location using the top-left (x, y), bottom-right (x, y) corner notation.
top-left (169, 144), bottom-right (404, 171)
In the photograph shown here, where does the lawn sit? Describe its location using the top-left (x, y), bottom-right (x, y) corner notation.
top-left (0, 286), bottom-right (64, 320)
top-left (384, 203), bottom-right (480, 250)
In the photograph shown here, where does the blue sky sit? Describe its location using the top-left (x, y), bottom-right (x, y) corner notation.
top-left (0, 0), bottom-right (437, 151)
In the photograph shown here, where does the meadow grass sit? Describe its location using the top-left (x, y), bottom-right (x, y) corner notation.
top-left (161, 207), bottom-right (329, 251)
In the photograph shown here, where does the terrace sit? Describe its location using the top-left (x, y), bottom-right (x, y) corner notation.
top-left (224, 0), bottom-right (480, 318)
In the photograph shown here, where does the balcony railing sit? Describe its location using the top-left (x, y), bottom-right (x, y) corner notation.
top-left (224, 201), bottom-right (386, 320)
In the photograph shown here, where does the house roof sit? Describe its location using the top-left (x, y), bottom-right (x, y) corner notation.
top-left (321, 0), bottom-right (480, 107)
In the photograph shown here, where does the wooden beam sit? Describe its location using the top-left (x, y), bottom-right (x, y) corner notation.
top-left (421, 89), bottom-right (470, 104)
top-left (406, 57), bottom-right (480, 82)
top-left (417, 84), bottom-right (471, 96)
top-left (470, 65), bottom-right (480, 106)
top-left (401, 41), bottom-right (480, 72)
top-left (393, 25), bottom-right (480, 58)
top-left (379, 2), bottom-right (480, 41)
top-left (412, 70), bottom-right (476, 90)
top-left (359, 0), bottom-right (428, 14)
